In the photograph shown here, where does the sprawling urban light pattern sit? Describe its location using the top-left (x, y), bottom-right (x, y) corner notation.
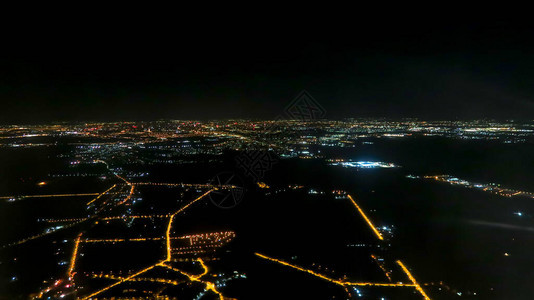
top-left (1, 152), bottom-right (432, 299)
top-left (77, 189), bottom-right (231, 300)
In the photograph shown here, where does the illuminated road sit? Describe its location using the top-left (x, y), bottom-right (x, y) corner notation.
top-left (2, 219), bottom-right (87, 248)
top-left (3, 180), bottom-right (138, 248)
top-left (76, 189), bottom-right (233, 300)
top-left (117, 184), bottom-right (135, 206)
top-left (161, 258), bottom-right (226, 299)
top-left (164, 189), bottom-right (215, 262)
top-left (347, 194), bottom-right (384, 240)
top-left (92, 273), bottom-right (185, 286)
top-left (86, 184), bottom-right (117, 205)
top-left (134, 182), bottom-right (236, 189)
top-left (67, 233), bottom-right (82, 279)
top-left (0, 193), bottom-right (100, 200)
top-left (371, 254), bottom-right (393, 282)
top-left (80, 264), bottom-right (158, 299)
top-left (397, 260), bottom-right (431, 300)
top-left (255, 253), bottom-right (415, 288)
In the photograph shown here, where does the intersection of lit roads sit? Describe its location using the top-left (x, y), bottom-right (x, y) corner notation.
top-left (1, 161), bottom-right (431, 300)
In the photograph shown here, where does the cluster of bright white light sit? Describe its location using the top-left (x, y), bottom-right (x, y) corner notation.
top-left (329, 160), bottom-right (398, 169)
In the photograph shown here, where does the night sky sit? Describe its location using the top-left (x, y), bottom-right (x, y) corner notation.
top-left (1, 15), bottom-right (534, 123)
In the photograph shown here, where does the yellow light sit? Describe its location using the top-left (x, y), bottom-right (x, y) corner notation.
top-left (76, 189), bottom-right (222, 299)
top-left (371, 254), bottom-right (392, 282)
top-left (0, 193), bottom-right (100, 200)
top-left (80, 264), bottom-right (157, 300)
top-left (164, 189), bottom-right (214, 262)
top-left (397, 260), bottom-right (431, 300)
top-left (255, 253), bottom-right (414, 288)
top-left (257, 182), bottom-right (270, 189)
top-left (160, 260), bottom-right (225, 300)
top-left (117, 184), bottom-right (135, 206)
top-left (67, 233), bottom-right (82, 278)
top-left (87, 184), bottom-right (117, 205)
top-left (347, 194), bottom-right (384, 240)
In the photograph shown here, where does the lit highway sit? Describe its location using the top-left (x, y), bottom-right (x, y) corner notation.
top-left (252, 193), bottom-right (432, 299)
top-left (74, 188), bottom-right (233, 300)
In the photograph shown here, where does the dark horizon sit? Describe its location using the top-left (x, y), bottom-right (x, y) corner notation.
top-left (2, 15), bottom-right (534, 123)
top-left (2, 117), bottom-right (534, 127)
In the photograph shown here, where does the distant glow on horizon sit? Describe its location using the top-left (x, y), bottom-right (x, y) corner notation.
top-left (328, 160), bottom-right (399, 169)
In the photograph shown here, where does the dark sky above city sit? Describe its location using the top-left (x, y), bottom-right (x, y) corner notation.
top-left (1, 14), bottom-right (534, 123)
